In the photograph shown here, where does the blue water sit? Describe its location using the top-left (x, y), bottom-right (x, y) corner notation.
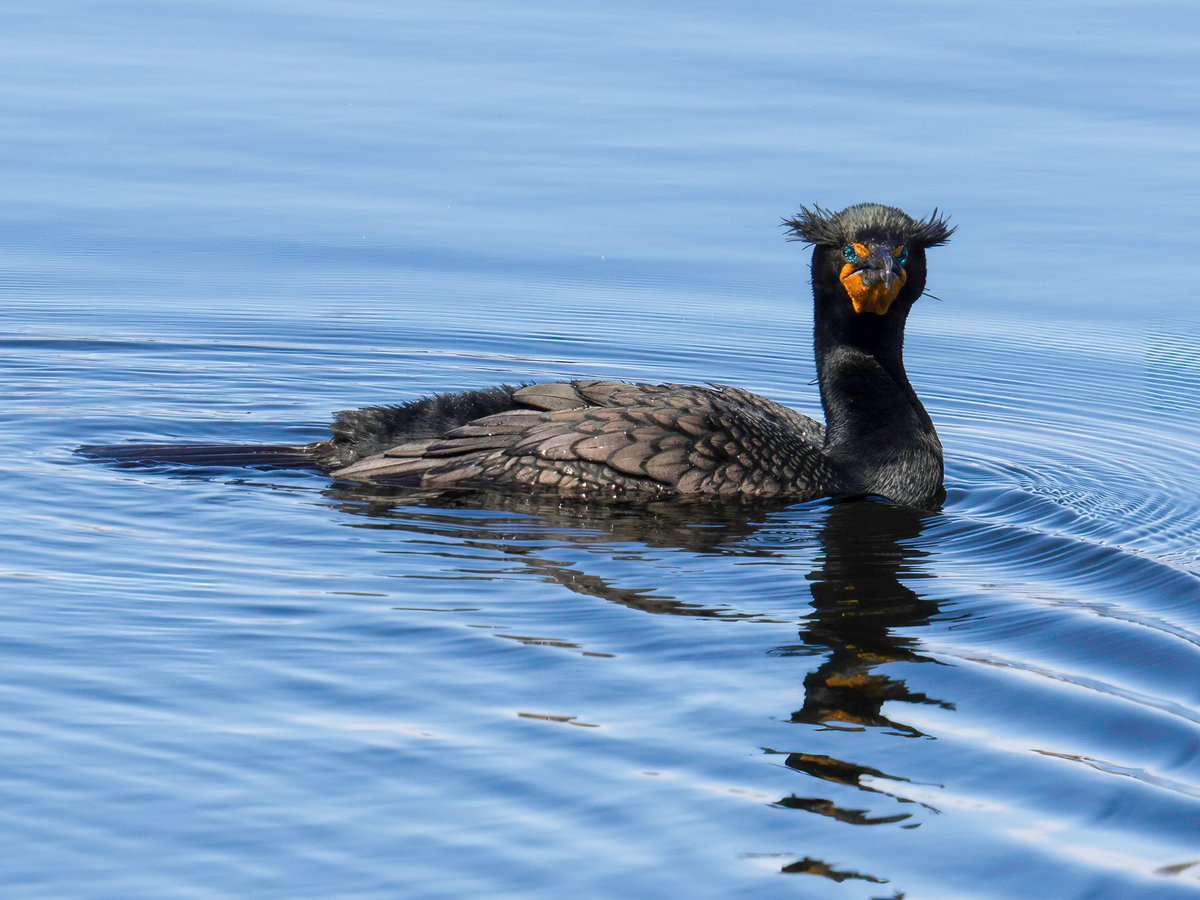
top-left (3, 1), bottom-right (1200, 897)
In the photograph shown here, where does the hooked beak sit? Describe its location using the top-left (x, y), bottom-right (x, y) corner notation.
top-left (878, 252), bottom-right (896, 290)
top-left (839, 244), bottom-right (907, 315)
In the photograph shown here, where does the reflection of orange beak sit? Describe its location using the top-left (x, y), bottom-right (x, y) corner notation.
top-left (840, 249), bottom-right (907, 315)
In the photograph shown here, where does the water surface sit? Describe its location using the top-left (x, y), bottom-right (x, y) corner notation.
top-left (3, 1), bottom-right (1200, 897)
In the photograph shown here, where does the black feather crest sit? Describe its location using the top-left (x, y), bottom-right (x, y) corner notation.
top-left (783, 203), bottom-right (955, 249)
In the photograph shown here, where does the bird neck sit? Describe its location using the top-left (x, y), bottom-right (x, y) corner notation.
top-left (814, 305), bottom-right (944, 507)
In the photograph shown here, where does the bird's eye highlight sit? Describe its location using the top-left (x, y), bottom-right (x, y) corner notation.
top-left (894, 246), bottom-right (909, 266)
top-left (843, 244), bottom-right (859, 263)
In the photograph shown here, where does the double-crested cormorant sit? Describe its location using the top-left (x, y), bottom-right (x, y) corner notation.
top-left (81, 203), bottom-right (954, 507)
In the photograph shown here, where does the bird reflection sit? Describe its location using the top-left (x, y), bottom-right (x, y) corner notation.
top-left (323, 483), bottom-right (950, 885)
top-left (776, 499), bottom-right (952, 735)
top-left (322, 483), bottom-right (795, 618)
top-left (325, 486), bottom-right (949, 731)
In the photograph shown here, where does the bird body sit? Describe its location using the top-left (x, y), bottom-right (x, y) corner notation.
top-left (326, 380), bottom-right (838, 500)
top-left (81, 203), bottom-right (954, 508)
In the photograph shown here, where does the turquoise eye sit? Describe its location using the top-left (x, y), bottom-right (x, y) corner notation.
top-left (898, 248), bottom-right (909, 266)
top-left (843, 244), bottom-right (859, 263)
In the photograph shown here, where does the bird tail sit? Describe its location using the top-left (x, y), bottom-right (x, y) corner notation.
top-left (76, 442), bottom-right (327, 471)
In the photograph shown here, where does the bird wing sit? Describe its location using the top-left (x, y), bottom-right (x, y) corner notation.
top-left (332, 380), bottom-right (835, 498)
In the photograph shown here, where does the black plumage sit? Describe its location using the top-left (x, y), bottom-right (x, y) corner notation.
top-left (80, 203), bottom-right (953, 508)
top-left (331, 381), bottom-right (837, 499)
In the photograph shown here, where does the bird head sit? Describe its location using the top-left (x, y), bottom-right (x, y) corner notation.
top-left (784, 203), bottom-right (954, 318)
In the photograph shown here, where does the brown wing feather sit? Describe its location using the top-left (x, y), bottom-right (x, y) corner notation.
top-left (332, 381), bottom-right (840, 499)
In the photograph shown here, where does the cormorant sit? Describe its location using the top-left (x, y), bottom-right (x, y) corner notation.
top-left (81, 203), bottom-right (954, 508)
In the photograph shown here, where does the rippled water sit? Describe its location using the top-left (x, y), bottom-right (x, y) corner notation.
top-left (3, 1), bottom-right (1200, 897)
